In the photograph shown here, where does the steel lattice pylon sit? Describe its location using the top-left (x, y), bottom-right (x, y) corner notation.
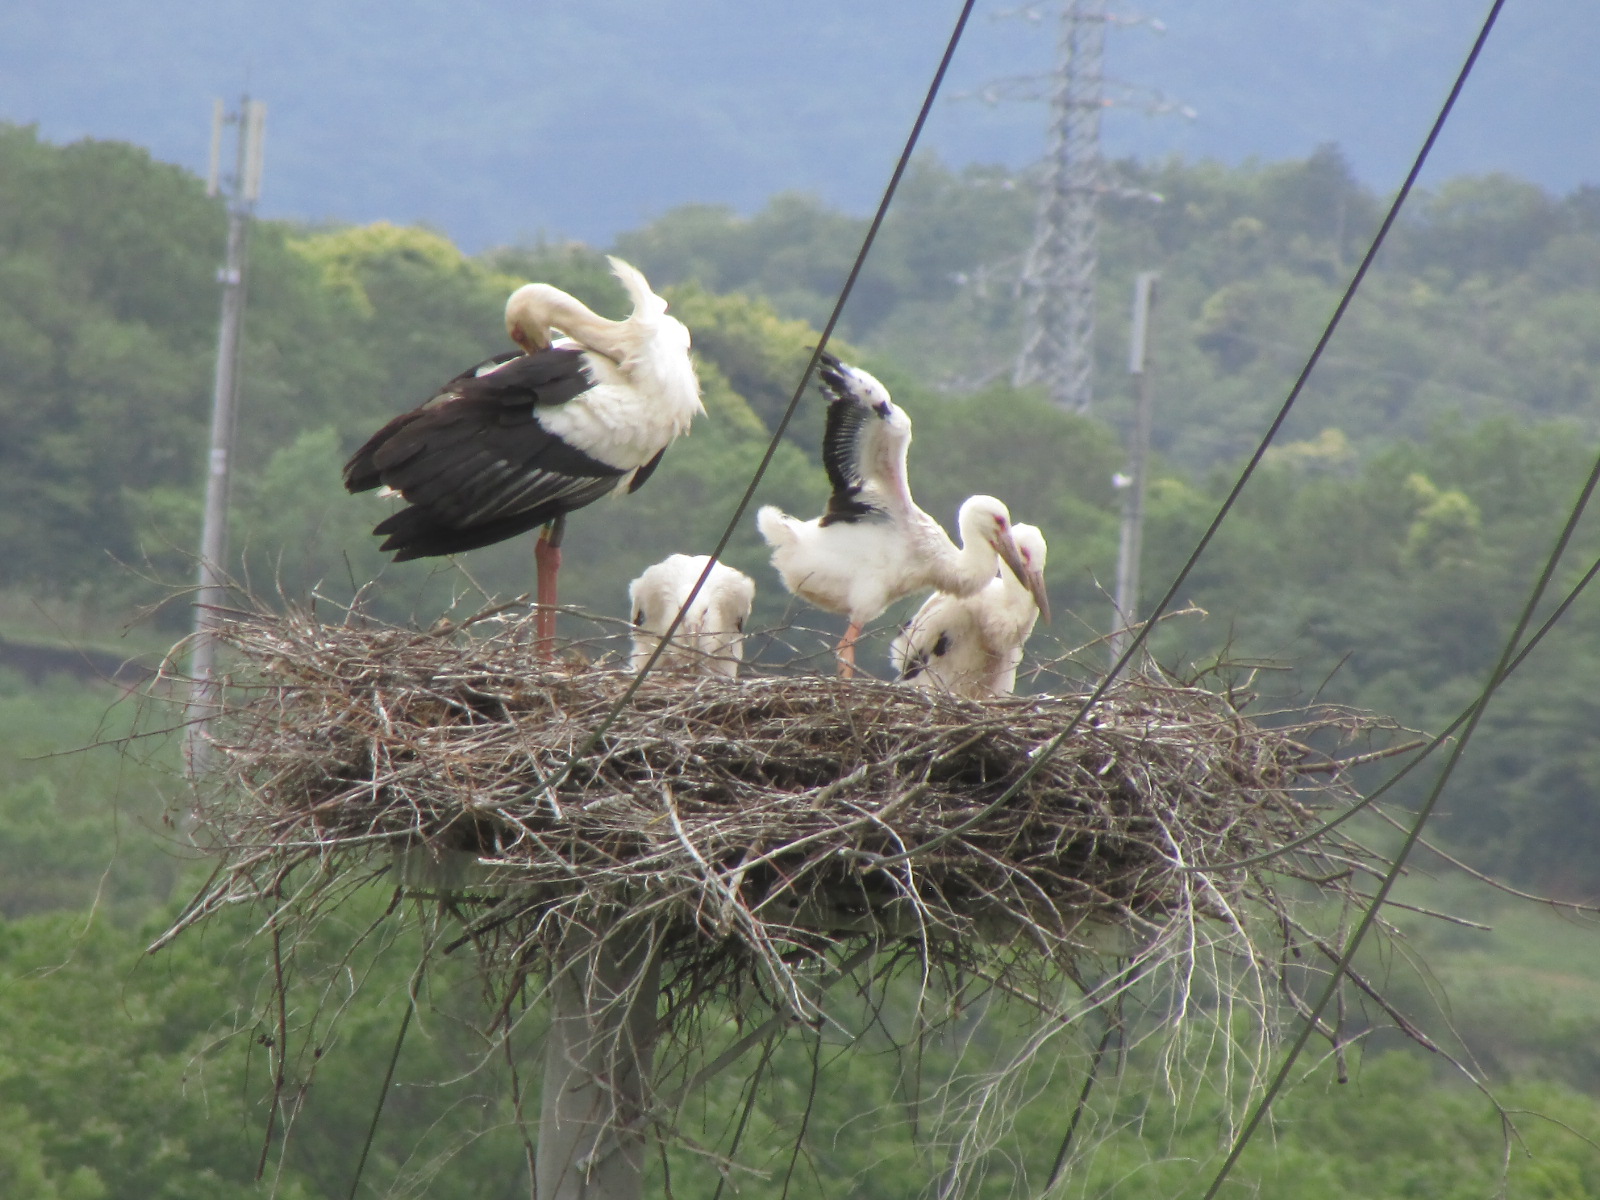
top-left (1014, 0), bottom-right (1108, 414)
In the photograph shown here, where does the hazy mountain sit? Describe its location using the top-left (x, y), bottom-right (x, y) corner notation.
top-left (3, 0), bottom-right (1595, 250)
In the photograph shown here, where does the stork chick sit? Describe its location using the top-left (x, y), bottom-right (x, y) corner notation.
top-left (627, 554), bottom-right (755, 679)
top-left (891, 523), bottom-right (1049, 699)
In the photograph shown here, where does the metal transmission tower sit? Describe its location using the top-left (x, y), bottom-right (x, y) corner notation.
top-left (186, 96), bottom-right (266, 776)
top-left (1014, 0), bottom-right (1110, 413)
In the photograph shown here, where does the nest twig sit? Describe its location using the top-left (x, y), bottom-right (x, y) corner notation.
top-left (149, 598), bottom-right (1429, 1192)
top-left (160, 599), bottom-right (1396, 998)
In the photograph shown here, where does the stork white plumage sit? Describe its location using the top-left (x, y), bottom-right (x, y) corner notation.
top-left (756, 354), bottom-right (1049, 677)
top-left (343, 257), bottom-right (702, 657)
top-left (627, 554), bottom-right (755, 679)
top-left (890, 524), bottom-right (1049, 699)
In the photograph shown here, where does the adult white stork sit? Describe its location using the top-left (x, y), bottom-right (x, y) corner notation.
top-left (627, 554), bottom-right (756, 679)
top-left (343, 257), bottom-right (702, 656)
top-left (890, 523), bottom-right (1049, 699)
top-left (756, 354), bottom-right (1049, 677)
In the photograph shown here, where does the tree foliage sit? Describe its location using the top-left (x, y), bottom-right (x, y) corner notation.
top-left (6, 122), bottom-right (1600, 1193)
top-left (10, 124), bottom-right (1600, 882)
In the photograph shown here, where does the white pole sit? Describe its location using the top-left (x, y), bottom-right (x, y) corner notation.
top-left (1111, 271), bottom-right (1157, 669)
top-left (186, 97), bottom-right (264, 776)
top-left (537, 929), bottom-right (661, 1200)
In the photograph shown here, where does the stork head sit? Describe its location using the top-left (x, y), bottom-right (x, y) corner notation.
top-left (627, 554), bottom-right (754, 677)
top-left (629, 554), bottom-right (697, 637)
top-left (818, 353), bottom-right (897, 419)
top-left (959, 497), bottom-right (1051, 622)
top-left (1006, 524), bottom-right (1050, 618)
top-left (504, 283), bottom-right (568, 354)
top-left (707, 566), bottom-right (757, 642)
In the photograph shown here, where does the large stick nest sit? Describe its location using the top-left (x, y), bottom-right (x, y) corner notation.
top-left (165, 602), bottom-right (1398, 1022)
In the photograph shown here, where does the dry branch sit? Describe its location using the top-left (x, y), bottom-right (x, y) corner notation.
top-left (147, 600), bottom-right (1430, 1193)
top-left (161, 603), bottom-right (1395, 1007)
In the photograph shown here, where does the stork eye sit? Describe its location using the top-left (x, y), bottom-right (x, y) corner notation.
top-left (875, 401), bottom-right (892, 417)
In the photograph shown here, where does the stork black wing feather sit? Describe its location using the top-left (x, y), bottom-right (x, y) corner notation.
top-left (343, 349), bottom-right (587, 492)
top-left (373, 473), bottom-right (620, 561)
top-left (345, 345), bottom-right (635, 559)
top-left (818, 393), bottom-right (886, 526)
top-left (445, 349), bottom-right (523, 388)
top-left (343, 408), bottom-right (423, 492)
top-left (627, 444), bottom-right (668, 494)
top-left (456, 348), bottom-right (594, 409)
top-left (896, 627), bottom-right (952, 681)
top-left (375, 407), bottom-right (624, 521)
top-left (819, 384), bottom-right (874, 497)
top-left (818, 491), bottom-right (885, 527)
top-left (814, 351), bottom-right (892, 526)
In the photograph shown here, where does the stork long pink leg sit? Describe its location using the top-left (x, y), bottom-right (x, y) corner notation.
top-left (534, 516), bottom-right (567, 661)
top-left (836, 621), bottom-right (863, 679)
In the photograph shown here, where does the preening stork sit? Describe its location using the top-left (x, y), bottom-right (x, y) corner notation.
top-left (343, 257), bottom-right (702, 656)
top-left (627, 554), bottom-right (756, 679)
top-left (890, 523), bottom-right (1049, 699)
top-left (756, 354), bottom-right (1049, 677)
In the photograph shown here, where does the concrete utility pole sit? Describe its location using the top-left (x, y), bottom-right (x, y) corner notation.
top-left (185, 96), bottom-right (265, 776)
top-left (1110, 271), bottom-right (1157, 668)
top-left (1014, 0), bottom-right (1110, 414)
top-left (537, 932), bottom-right (662, 1200)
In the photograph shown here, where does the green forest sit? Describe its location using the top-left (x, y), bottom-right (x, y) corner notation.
top-left (4, 121), bottom-right (1600, 1196)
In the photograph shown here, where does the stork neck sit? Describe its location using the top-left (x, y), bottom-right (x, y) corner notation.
top-left (507, 285), bottom-right (626, 360)
top-left (952, 534), bottom-right (999, 593)
top-left (932, 518), bottom-right (1000, 597)
top-left (551, 302), bottom-right (627, 361)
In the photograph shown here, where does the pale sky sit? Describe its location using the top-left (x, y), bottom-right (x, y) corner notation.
top-left (1, 0), bottom-right (1590, 248)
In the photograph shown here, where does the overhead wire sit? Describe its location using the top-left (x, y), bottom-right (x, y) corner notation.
top-left (340, 10), bottom-right (981, 1177)
top-left (1200, 392), bottom-right (1600, 1200)
top-left (1192, 545), bottom-right (1600, 874)
top-left (528, 8), bottom-right (1539, 1174)
top-left (1143, 0), bottom-right (1537, 1188)
top-left (579, 0), bottom-right (1557, 1190)
top-left (511, 0), bottom-right (1535, 1186)
top-left (505, 0), bottom-right (1533, 1179)
top-left (1181, 1), bottom-right (1595, 1190)
top-left (476, 0), bottom-right (1536, 1196)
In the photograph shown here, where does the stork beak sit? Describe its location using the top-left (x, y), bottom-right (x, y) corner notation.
top-left (511, 325), bottom-right (551, 354)
top-left (996, 534), bottom-right (1051, 623)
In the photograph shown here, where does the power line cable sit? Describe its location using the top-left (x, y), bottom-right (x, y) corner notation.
top-left (866, 0), bottom-right (1511, 870)
top-left (1194, 546), bottom-right (1600, 873)
top-left (522, 2), bottom-right (1524, 1177)
top-left (1198, 416), bottom-right (1600, 1199)
top-left (347, 956), bottom-right (427, 1200)
top-left (537, 0), bottom-right (979, 805)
